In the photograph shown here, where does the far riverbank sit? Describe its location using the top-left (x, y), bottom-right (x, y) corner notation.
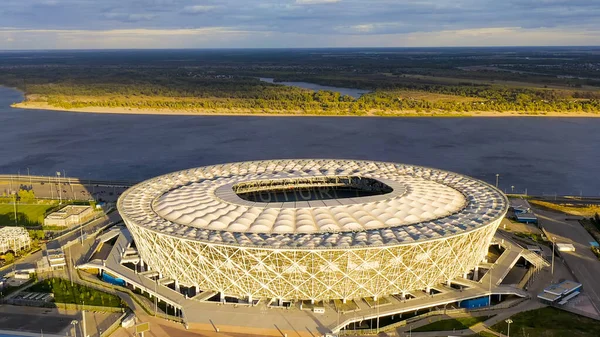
top-left (2, 84), bottom-right (600, 195)
top-left (11, 101), bottom-right (600, 118)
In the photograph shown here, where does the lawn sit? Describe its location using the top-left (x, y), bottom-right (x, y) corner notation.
top-left (413, 316), bottom-right (493, 332)
top-left (0, 203), bottom-right (55, 226)
top-left (491, 307), bottom-right (600, 337)
top-left (529, 200), bottom-right (600, 217)
top-left (29, 278), bottom-right (124, 308)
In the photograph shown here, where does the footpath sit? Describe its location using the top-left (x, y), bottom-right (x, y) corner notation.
top-left (394, 300), bottom-right (545, 337)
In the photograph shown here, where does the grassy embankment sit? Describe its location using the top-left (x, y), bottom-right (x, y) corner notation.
top-left (413, 316), bottom-right (493, 332)
top-left (0, 203), bottom-right (55, 227)
top-left (491, 307), bottom-right (600, 337)
top-left (529, 200), bottom-right (600, 217)
top-left (29, 278), bottom-right (124, 307)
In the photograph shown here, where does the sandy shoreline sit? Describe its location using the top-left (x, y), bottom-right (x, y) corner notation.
top-left (10, 101), bottom-right (600, 118)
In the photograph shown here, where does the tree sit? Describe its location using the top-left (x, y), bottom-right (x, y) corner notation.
top-left (18, 189), bottom-right (35, 203)
top-left (3, 252), bottom-right (14, 264)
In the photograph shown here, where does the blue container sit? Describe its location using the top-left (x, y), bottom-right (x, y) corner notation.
top-left (101, 271), bottom-right (126, 287)
top-left (459, 296), bottom-right (490, 309)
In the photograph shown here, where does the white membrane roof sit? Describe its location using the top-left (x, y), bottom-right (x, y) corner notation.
top-left (118, 159), bottom-right (508, 249)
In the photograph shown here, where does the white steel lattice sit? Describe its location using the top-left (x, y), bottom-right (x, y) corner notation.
top-left (120, 160), bottom-right (507, 301)
top-left (126, 212), bottom-right (501, 301)
top-left (0, 226), bottom-right (31, 254)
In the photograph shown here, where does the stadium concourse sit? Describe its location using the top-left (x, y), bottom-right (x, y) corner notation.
top-left (76, 160), bottom-right (546, 334)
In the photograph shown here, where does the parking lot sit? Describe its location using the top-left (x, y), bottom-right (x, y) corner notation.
top-left (534, 206), bottom-right (600, 314)
top-left (0, 306), bottom-right (77, 335)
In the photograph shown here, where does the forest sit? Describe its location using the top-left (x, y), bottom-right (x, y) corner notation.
top-left (0, 47), bottom-right (599, 115)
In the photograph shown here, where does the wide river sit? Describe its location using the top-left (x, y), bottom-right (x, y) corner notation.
top-left (0, 86), bottom-right (599, 196)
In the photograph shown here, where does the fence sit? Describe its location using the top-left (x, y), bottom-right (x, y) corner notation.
top-left (0, 174), bottom-right (136, 187)
top-left (74, 269), bottom-right (185, 324)
top-left (338, 308), bottom-right (471, 336)
top-left (338, 296), bottom-right (529, 336)
top-left (4, 297), bottom-right (124, 313)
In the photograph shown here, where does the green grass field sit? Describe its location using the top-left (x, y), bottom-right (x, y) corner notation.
top-left (491, 307), bottom-right (600, 337)
top-left (29, 278), bottom-right (124, 308)
top-left (413, 316), bottom-right (492, 332)
top-left (0, 203), bottom-right (55, 226)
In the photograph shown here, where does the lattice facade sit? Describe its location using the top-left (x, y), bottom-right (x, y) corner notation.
top-left (0, 226), bottom-right (31, 254)
top-left (119, 159), bottom-right (507, 301)
top-left (127, 218), bottom-right (500, 301)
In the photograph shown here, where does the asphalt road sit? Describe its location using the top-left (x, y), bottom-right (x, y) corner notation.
top-left (0, 179), bottom-right (128, 203)
top-left (0, 211), bottom-right (121, 278)
top-left (534, 207), bottom-right (600, 312)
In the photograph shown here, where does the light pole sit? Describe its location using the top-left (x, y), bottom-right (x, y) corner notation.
top-left (27, 168), bottom-right (31, 187)
top-left (56, 172), bottom-right (62, 204)
top-left (70, 320), bottom-right (78, 337)
top-left (495, 174), bottom-right (499, 188)
top-left (154, 279), bottom-right (158, 317)
top-left (505, 318), bottom-right (513, 337)
top-left (376, 297), bottom-right (380, 333)
top-left (12, 191), bottom-right (17, 226)
top-left (551, 236), bottom-right (556, 277)
top-left (49, 176), bottom-right (54, 199)
top-left (511, 185), bottom-right (515, 194)
top-left (69, 246), bottom-right (73, 287)
top-left (69, 177), bottom-right (74, 200)
top-left (488, 265), bottom-right (493, 307)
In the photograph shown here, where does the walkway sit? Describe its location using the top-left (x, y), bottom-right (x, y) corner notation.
top-left (395, 300), bottom-right (544, 337)
top-left (75, 228), bottom-right (531, 336)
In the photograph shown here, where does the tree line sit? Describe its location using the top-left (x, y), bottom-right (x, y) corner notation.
top-left (1, 67), bottom-right (599, 115)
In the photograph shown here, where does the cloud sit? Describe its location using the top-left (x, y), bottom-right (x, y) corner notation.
top-left (182, 5), bottom-right (216, 14)
top-left (1, 26), bottom-right (599, 49)
top-left (38, 0), bottom-right (59, 5)
top-left (128, 14), bottom-right (157, 21)
top-left (0, 0), bottom-right (599, 48)
top-left (295, 0), bottom-right (341, 4)
top-left (103, 13), bottom-right (157, 22)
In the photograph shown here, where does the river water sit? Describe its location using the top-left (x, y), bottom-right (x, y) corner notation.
top-left (0, 86), bottom-right (599, 196)
top-left (259, 78), bottom-right (370, 98)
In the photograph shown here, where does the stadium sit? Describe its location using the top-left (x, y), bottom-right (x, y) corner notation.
top-left (118, 159), bottom-right (508, 304)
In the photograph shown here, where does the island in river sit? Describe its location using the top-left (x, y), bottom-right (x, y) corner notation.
top-left (3, 48), bottom-right (600, 117)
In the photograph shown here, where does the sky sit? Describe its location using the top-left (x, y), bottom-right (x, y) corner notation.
top-left (0, 0), bottom-right (599, 49)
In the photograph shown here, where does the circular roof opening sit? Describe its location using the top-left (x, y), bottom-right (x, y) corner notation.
top-left (233, 176), bottom-right (394, 203)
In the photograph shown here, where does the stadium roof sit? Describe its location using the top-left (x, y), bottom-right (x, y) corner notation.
top-left (118, 159), bottom-right (507, 249)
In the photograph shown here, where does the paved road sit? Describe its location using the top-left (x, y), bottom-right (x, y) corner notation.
top-left (0, 179), bottom-right (128, 203)
top-left (533, 207), bottom-right (600, 312)
top-left (0, 212), bottom-right (121, 278)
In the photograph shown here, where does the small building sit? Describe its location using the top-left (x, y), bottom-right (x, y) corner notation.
top-left (0, 227), bottom-right (31, 255)
top-left (538, 280), bottom-right (582, 304)
top-left (44, 205), bottom-right (94, 227)
top-left (515, 212), bottom-right (538, 224)
top-left (556, 243), bottom-right (576, 252)
top-left (14, 271), bottom-right (32, 280)
top-left (47, 248), bottom-right (67, 270)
